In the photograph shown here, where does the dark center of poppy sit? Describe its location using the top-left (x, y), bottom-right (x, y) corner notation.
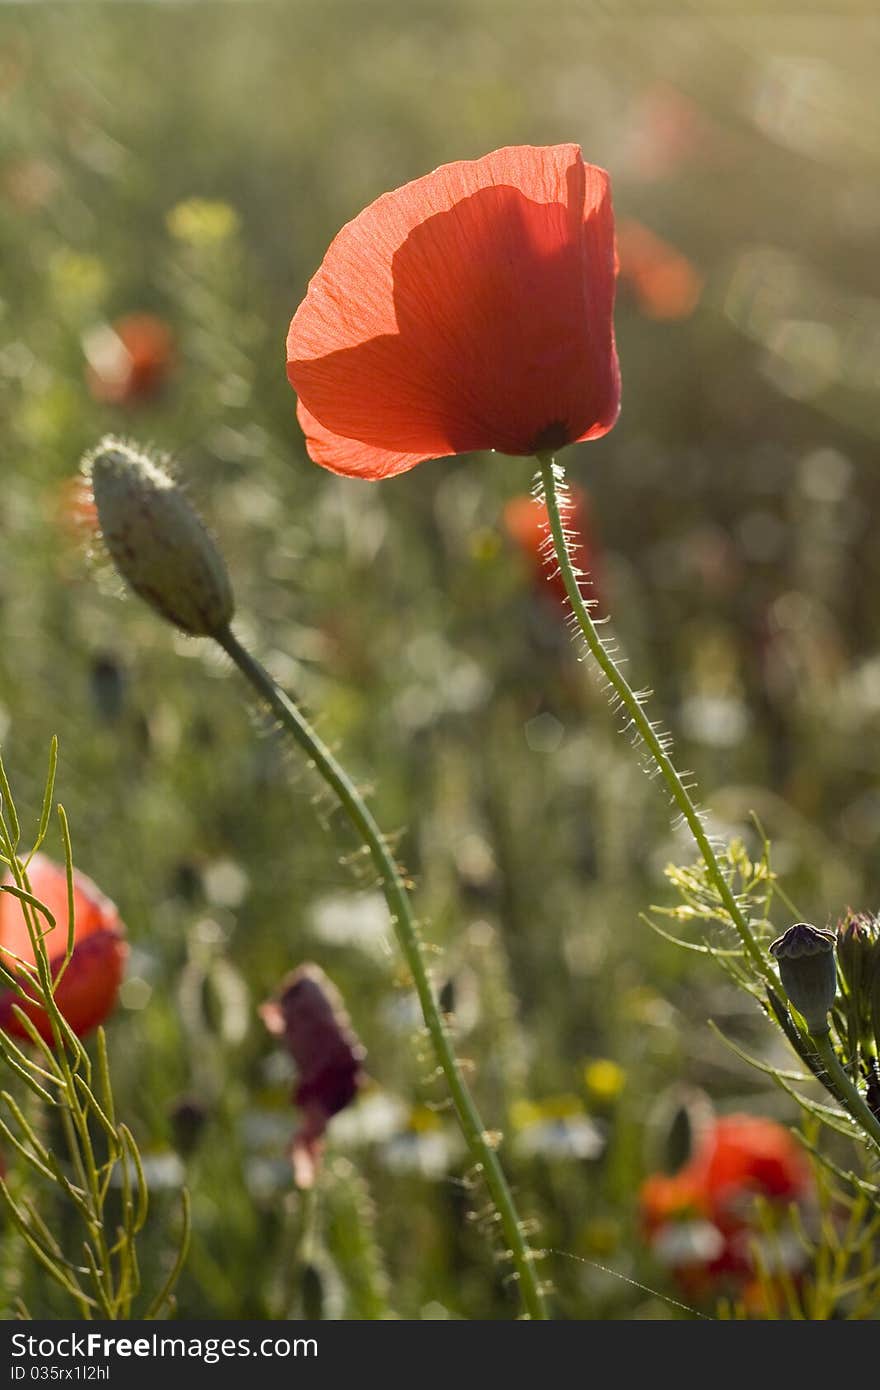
top-left (529, 419), bottom-right (572, 454)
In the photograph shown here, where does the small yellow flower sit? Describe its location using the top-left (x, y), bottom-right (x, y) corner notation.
top-left (408, 1104), bottom-right (442, 1134)
top-left (166, 198), bottom-right (240, 246)
top-left (583, 1058), bottom-right (626, 1103)
top-left (510, 1094), bottom-right (582, 1130)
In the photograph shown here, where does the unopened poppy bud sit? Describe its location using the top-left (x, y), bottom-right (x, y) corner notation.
top-left (84, 437), bottom-right (234, 638)
top-left (260, 963), bottom-right (366, 1189)
top-left (647, 1084), bottom-right (713, 1175)
top-left (770, 922), bottom-right (837, 1035)
top-left (169, 1095), bottom-right (209, 1157)
top-left (835, 910), bottom-right (880, 1053)
top-left (835, 911), bottom-right (879, 993)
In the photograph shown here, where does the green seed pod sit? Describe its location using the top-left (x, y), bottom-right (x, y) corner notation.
top-left (770, 922), bottom-right (838, 1035)
top-left (84, 437), bottom-right (234, 637)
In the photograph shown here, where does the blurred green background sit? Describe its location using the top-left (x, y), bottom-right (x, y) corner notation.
top-left (1, 0), bottom-right (879, 1318)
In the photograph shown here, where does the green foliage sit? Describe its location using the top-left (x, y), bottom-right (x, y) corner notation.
top-left (0, 742), bottom-right (189, 1319)
top-left (650, 840), bottom-right (880, 1207)
top-left (2, 0), bottom-right (880, 1319)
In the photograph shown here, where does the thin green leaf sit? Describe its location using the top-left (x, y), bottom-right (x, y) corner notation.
top-left (0, 1032), bottom-right (58, 1104)
top-left (641, 912), bottom-right (744, 956)
top-left (56, 805), bottom-right (76, 970)
top-left (145, 1188), bottom-right (191, 1320)
top-left (29, 736), bottom-right (58, 860)
top-left (95, 1028), bottom-right (115, 1127)
top-left (0, 1181), bottom-right (96, 1308)
top-left (0, 1115), bottom-right (57, 1182)
top-left (73, 1073), bottom-right (122, 1157)
top-left (120, 1123), bottom-right (149, 1232)
top-left (0, 757), bottom-right (21, 849)
top-left (0, 886), bottom-right (56, 930)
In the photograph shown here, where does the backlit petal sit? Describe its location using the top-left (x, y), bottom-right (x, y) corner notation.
top-left (287, 145), bottom-right (619, 476)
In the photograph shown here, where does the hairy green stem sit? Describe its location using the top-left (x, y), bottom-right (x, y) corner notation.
top-left (810, 1031), bottom-right (880, 1149)
top-left (215, 626), bottom-right (546, 1320)
top-left (538, 453), bottom-right (768, 975)
top-left (538, 453), bottom-right (880, 1154)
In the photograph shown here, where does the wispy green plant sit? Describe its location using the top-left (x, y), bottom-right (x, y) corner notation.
top-left (538, 454), bottom-right (880, 1179)
top-left (0, 739), bottom-right (190, 1319)
top-left (643, 836), bottom-right (880, 1198)
top-left (715, 1121), bottom-right (880, 1319)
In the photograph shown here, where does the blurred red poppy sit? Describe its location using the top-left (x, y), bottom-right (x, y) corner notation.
top-left (260, 963), bottom-right (366, 1189)
top-left (617, 218), bottom-right (703, 321)
top-left (641, 1113), bottom-right (813, 1301)
top-left (85, 313), bottom-right (174, 404)
top-left (0, 854), bottom-right (127, 1044)
top-left (287, 144), bottom-right (620, 479)
top-left (504, 487), bottom-right (603, 612)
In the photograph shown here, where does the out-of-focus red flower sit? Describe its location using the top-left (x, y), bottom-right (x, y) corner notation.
top-left (641, 1113), bottom-right (813, 1302)
top-left (85, 313), bottom-right (174, 404)
top-left (617, 218), bottom-right (703, 321)
top-left (0, 854), bottom-right (127, 1044)
top-left (260, 963), bottom-right (366, 1189)
top-left (286, 144), bottom-right (620, 479)
top-left (504, 487), bottom-right (603, 612)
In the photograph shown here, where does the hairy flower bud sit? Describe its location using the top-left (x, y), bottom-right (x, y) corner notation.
top-left (84, 437), bottom-right (234, 637)
top-left (770, 922), bottom-right (838, 1035)
top-left (836, 911), bottom-right (880, 992)
top-left (835, 910), bottom-right (880, 1055)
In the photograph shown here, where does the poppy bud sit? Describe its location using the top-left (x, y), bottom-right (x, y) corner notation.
top-left (770, 922), bottom-right (838, 1035)
top-left (835, 910), bottom-right (880, 1055)
top-left (645, 1084), bottom-right (713, 1176)
top-left (835, 911), bottom-right (879, 995)
top-left (260, 964), bottom-right (366, 1189)
top-left (84, 437), bottom-right (234, 638)
top-left (169, 1095), bottom-right (209, 1157)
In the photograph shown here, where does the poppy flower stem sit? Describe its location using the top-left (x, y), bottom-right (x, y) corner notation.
top-left (808, 1031), bottom-right (880, 1150)
top-left (538, 454), bottom-right (880, 1155)
top-left (214, 625), bottom-right (548, 1320)
top-left (537, 453), bottom-right (769, 978)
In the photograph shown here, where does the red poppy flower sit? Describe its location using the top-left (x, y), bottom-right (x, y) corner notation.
top-left (286, 144), bottom-right (620, 479)
top-left (640, 1113), bottom-right (813, 1299)
top-left (85, 313), bottom-right (174, 404)
top-left (0, 854), bottom-right (127, 1044)
top-left (504, 486), bottom-right (603, 611)
top-left (260, 963), bottom-right (366, 1189)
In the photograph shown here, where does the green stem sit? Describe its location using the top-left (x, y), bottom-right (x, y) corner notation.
top-left (538, 454), bottom-right (880, 1154)
top-left (538, 453), bottom-right (768, 978)
top-left (810, 1031), bottom-right (880, 1149)
top-left (215, 626), bottom-right (547, 1320)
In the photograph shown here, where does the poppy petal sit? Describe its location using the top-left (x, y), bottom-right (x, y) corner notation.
top-left (296, 399), bottom-right (438, 480)
top-left (0, 855), bottom-right (126, 1043)
top-left (287, 145), bottom-right (619, 476)
top-left (0, 930), bottom-right (127, 1045)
